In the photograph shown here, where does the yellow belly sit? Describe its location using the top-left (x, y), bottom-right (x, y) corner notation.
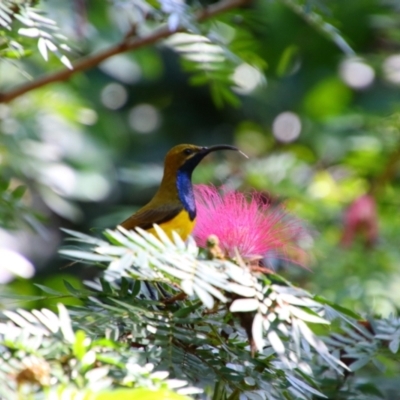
top-left (147, 210), bottom-right (196, 241)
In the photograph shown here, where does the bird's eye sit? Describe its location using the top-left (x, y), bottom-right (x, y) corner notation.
top-left (184, 148), bottom-right (193, 155)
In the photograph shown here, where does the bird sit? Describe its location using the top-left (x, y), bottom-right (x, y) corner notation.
top-left (120, 144), bottom-right (241, 240)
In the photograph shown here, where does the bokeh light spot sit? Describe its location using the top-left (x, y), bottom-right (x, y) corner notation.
top-left (77, 108), bottom-right (98, 125)
top-left (339, 58), bottom-right (375, 89)
top-left (303, 78), bottom-right (351, 119)
top-left (76, 173), bottom-right (110, 201)
top-left (128, 104), bottom-right (161, 133)
top-left (232, 63), bottom-right (265, 94)
top-left (272, 112), bottom-right (301, 143)
top-left (308, 172), bottom-right (336, 199)
top-left (308, 179), bottom-right (332, 198)
top-left (235, 124), bottom-right (268, 157)
top-left (383, 54), bottom-right (400, 84)
top-left (101, 83), bottom-right (128, 110)
top-left (41, 163), bottom-right (77, 196)
top-left (100, 55), bottom-right (141, 84)
top-left (0, 249), bottom-right (34, 284)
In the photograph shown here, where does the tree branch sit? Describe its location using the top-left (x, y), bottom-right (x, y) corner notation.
top-left (0, 0), bottom-right (251, 104)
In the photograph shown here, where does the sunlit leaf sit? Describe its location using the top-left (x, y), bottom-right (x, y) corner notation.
top-left (267, 330), bottom-right (285, 355)
top-left (230, 298), bottom-right (259, 312)
top-left (38, 37), bottom-right (48, 61)
top-left (348, 356), bottom-right (371, 372)
top-left (193, 284), bottom-right (214, 309)
top-left (11, 185), bottom-right (26, 200)
top-left (58, 303), bottom-right (75, 344)
top-left (18, 27), bottom-right (40, 37)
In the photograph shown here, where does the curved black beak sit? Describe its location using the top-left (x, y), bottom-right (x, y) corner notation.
top-left (180, 144), bottom-right (247, 175)
top-left (200, 144), bottom-right (248, 158)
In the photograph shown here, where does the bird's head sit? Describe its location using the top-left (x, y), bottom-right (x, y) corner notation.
top-left (164, 144), bottom-right (241, 176)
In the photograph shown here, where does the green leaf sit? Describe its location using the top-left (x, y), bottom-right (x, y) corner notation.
top-left (131, 280), bottom-right (141, 297)
top-left (11, 185), bottom-right (26, 200)
top-left (100, 278), bottom-right (114, 294)
top-left (0, 179), bottom-right (9, 191)
top-left (314, 296), bottom-right (361, 319)
top-left (276, 45), bottom-right (299, 77)
top-left (189, 74), bottom-right (209, 86)
top-left (210, 83), bottom-right (224, 108)
top-left (348, 356), bottom-right (371, 372)
top-left (61, 228), bottom-right (106, 245)
top-left (0, 294), bottom-right (46, 301)
top-left (289, 306), bottom-right (329, 325)
top-left (230, 298), bottom-right (259, 312)
top-left (94, 388), bottom-right (191, 400)
top-left (389, 337), bottom-right (400, 354)
top-left (120, 277), bottom-right (130, 297)
top-left (59, 249), bottom-right (113, 262)
top-left (34, 284), bottom-right (64, 296)
top-left (173, 301), bottom-right (202, 318)
top-left (265, 273), bottom-right (290, 286)
top-left (18, 27), bottom-right (40, 38)
top-left (287, 375), bottom-right (326, 398)
top-left (38, 37), bottom-right (48, 61)
top-left (58, 303), bottom-right (75, 344)
top-left (64, 280), bottom-right (94, 297)
top-left (267, 330), bottom-right (285, 355)
top-left (73, 330), bottom-right (88, 360)
top-left (356, 382), bottom-right (384, 397)
top-left (193, 284), bottom-right (214, 309)
top-left (220, 86), bottom-right (240, 108)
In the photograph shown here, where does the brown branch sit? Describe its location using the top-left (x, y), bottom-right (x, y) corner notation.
top-left (162, 291), bottom-right (187, 304)
top-left (0, 0), bottom-right (251, 104)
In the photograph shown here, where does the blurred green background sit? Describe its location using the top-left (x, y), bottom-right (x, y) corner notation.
top-left (1, 0), bottom-right (400, 320)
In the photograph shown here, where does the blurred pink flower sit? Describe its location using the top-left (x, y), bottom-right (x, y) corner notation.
top-left (340, 194), bottom-right (378, 248)
top-left (193, 184), bottom-right (307, 264)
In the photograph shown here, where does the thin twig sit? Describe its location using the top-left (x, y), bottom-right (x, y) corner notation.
top-left (0, 0), bottom-right (252, 103)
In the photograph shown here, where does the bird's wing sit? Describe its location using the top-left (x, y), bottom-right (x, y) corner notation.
top-left (120, 203), bottom-right (184, 231)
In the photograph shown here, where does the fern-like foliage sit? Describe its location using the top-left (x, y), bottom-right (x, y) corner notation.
top-left (114, 0), bottom-right (349, 109)
top-left (0, 0), bottom-right (71, 68)
top-left (161, 0), bottom-right (351, 107)
top-left (166, 15), bottom-right (267, 108)
top-left (1, 227), bottom-right (398, 398)
top-left (0, 303), bottom-right (199, 399)
top-left (0, 0), bottom-right (353, 107)
top-left (0, 180), bottom-right (38, 230)
top-left (0, 226), bottom-right (388, 399)
top-left (280, 0), bottom-right (354, 55)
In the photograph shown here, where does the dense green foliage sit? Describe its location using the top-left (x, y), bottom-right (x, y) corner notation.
top-left (1, 0), bottom-right (400, 398)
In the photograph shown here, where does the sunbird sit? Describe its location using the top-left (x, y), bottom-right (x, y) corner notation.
top-left (120, 144), bottom-right (240, 240)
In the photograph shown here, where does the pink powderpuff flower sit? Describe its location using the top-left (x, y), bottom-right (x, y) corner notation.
top-left (193, 184), bottom-right (308, 266)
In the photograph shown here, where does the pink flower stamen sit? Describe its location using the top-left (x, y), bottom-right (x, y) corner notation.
top-left (193, 184), bottom-right (307, 266)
